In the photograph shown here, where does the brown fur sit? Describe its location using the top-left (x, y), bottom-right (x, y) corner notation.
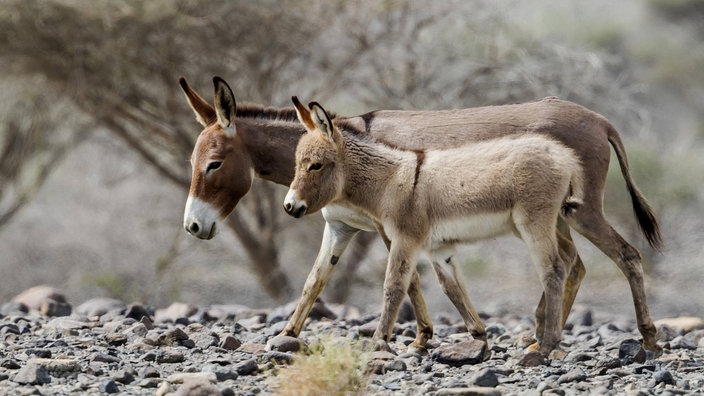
top-left (180, 76), bottom-right (661, 359)
top-left (287, 100), bottom-right (585, 356)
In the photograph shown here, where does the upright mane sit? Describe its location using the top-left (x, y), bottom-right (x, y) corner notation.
top-left (237, 103), bottom-right (337, 123)
top-left (236, 103), bottom-right (300, 123)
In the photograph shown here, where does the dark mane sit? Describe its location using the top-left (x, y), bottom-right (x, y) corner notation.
top-left (236, 103), bottom-right (299, 122)
top-left (335, 118), bottom-right (418, 153)
top-left (236, 103), bottom-right (337, 123)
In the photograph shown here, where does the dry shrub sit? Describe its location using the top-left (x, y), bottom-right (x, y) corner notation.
top-left (269, 336), bottom-right (371, 396)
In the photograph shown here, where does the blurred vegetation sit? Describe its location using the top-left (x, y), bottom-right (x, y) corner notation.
top-left (268, 336), bottom-right (371, 396)
top-left (0, 0), bottom-right (703, 310)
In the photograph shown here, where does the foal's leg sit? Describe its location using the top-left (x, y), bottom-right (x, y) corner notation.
top-left (278, 220), bottom-right (359, 338)
top-left (376, 224), bottom-right (433, 351)
top-left (514, 211), bottom-right (567, 358)
top-left (373, 241), bottom-right (421, 351)
top-left (568, 212), bottom-right (661, 358)
top-left (532, 220), bottom-right (584, 351)
top-left (430, 255), bottom-right (487, 341)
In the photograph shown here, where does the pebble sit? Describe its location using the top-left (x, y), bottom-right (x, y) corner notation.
top-left (0, 287), bottom-right (703, 395)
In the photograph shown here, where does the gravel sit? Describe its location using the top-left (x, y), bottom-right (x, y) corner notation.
top-left (1, 286), bottom-right (703, 395)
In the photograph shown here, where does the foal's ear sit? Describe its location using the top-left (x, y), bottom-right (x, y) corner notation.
top-left (213, 76), bottom-right (237, 137)
top-left (309, 102), bottom-right (334, 142)
top-left (179, 77), bottom-right (216, 127)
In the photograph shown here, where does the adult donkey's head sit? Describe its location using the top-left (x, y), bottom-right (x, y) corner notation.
top-left (180, 76), bottom-right (254, 239)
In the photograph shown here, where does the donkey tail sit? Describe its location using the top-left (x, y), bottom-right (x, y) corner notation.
top-left (607, 123), bottom-right (663, 250)
top-left (562, 154), bottom-right (585, 217)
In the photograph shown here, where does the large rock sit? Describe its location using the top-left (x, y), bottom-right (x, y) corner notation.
top-left (431, 340), bottom-right (487, 366)
top-left (12, 285), bottom-right (71, 317)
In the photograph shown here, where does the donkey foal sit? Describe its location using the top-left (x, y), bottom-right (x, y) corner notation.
top-left (284, 97), bottom-right (585, 359)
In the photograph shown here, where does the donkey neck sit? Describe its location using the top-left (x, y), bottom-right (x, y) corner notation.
top-left (234, 117), bottom-right (305, 186)
top-left (338, 125), bottom-right (417, 216)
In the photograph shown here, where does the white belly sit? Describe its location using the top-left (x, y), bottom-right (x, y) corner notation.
top-left (322, 204), bottom-right (378, 232)
top-left (427, 211), bottom-right (512, 250)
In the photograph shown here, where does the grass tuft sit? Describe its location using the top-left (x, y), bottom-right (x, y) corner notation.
top-left (269, 336), bottom-right (372, 396)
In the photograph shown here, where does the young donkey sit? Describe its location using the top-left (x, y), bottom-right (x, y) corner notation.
top-left (285, 97), bottom-right (587, 357)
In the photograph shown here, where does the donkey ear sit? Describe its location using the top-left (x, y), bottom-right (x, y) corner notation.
top-left (179, 77), bottom-right (216, 127)
top-left (309, 102), bottom-right (334, 142)
top-left (213, 76), bottom-right (237, 137)
top-left (292, 96), bottom-right (316, 132)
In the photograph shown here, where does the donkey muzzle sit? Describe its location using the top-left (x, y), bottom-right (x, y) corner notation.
top-left (283, 190), bottom-right (307, 218)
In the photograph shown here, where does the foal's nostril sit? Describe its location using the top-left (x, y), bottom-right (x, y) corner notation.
top-left (283, 202), bottom-right (292, 213)
top-left (187, 222), bottom-right (200, 234)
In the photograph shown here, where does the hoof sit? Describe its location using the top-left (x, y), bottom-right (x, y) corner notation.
top-left (524, 342), bottom-right (540, 353)
top-left (518, 351), bottom-right (548, 367)
top-left (644, 344), bottom-right (664, 361)
top-left (374, 339), bottom-right (396, 354)
top-left (407, 342), bottom-right (428, 356)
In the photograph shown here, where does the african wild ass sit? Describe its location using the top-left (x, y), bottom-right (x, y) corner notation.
top-left (284, 97), bottom-right (660, 360)
top-left (180, 76), bottom-right (661, 357)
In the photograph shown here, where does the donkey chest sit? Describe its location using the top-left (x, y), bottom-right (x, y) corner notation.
top-left (426, 211), bottom-right (513, 249)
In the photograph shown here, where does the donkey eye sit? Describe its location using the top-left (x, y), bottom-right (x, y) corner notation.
top-left (206, 161), bottom-right (222, 172)
top-left (308, 163), bottom-right (323, 172)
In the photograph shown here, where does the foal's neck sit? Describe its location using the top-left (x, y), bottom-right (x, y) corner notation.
top-left (339, 126), bottom-right (415, 214)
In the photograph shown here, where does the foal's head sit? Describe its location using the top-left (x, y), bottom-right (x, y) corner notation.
top-left (284, 97), bottom-right (343, 218)
top-left (180, 76), bottom-right (254, 239)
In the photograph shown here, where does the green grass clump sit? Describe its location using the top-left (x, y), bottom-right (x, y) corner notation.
top-left (269, 336), bottom-right (371, 396)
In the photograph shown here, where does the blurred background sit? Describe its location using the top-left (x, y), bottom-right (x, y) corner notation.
top-left (1, 0), bottom-right (702, 321)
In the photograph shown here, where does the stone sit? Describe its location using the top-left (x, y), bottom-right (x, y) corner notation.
top-left (156, 348), bottom-right (185, 363)
top-left (28, 358), bottom-right (81, 372)
top-left (167, 372), bottom-right (217, 384)
top-left (158, 327), bottom-right (190, 346)
top-left (125, 304), bottom-right (152, 321)
top-left (113, 369), bottom-right (136, 384)
top-left (12, 285), bottom-right (67, 311)
top-left (384, 359), bottom-right (407, 372)
top-left (517, 351), bottom-right (547, 367)
top-left (431, 340), bottom-right (487, 366)
top-left (40, 300), bottom-right (72, 317)
top-left (652, 370), bottom-right (676, 386)
top-left (99, 379), bottom-right (120, 394)
top-left (266, 335), bottom-right (303, 353)
top-left (202, 364), bottom-right (238, 381)
top-left (434, 387), bottom-right (502, 396)
top-left (76, 297), bottom-right (126, 317)
top-left (235, 359), bottom-right (259, 376)
top-left (173, 379), bottom-right (221, 396)
top-left (556, 367), bottom-right (587, 384)
top-left (619, 339), bottom-right (646, 364)
top-left (155, 302), bottom-right (197, 323)
top-left (219, 335), bottom-right (242, 350)
top-left (469, 368), bottom-right (499, 387)
top-left (13, 363), bottom-right (51, 385)
top-left (654, 317), bottom-right (704, 333)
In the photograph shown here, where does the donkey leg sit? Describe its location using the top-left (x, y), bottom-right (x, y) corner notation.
top-left (569, 215), bottom-right (661, 358)
top-left (532, 220), bottom-right (584, 351)
top-left (278, 220), bottom-right (359, 338)
top-left (376, 222), bottom-right (434, 352)
top-left (431, 256), bottom-right (487, 341)
top-left (406, 270), bottom-right (434, 353)
top-left (513, 212), bottom-right (567, 359)
top-left (373, 243), bottom-right (419, 352)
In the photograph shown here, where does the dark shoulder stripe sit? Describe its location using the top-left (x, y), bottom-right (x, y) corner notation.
top-left (413, 150), bottom-right (425, 190)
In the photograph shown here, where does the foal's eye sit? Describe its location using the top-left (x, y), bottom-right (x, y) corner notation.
top-left (307, 163), bottom-right (323, 172)
top-left (206, 161), bottom-right (222, 173)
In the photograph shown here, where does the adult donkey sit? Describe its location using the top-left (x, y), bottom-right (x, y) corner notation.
top-left (180, 76), bottom-right (661, 356)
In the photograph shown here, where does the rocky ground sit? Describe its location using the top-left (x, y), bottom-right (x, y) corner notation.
top-left (1, 285), bottom-right (703, 396)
